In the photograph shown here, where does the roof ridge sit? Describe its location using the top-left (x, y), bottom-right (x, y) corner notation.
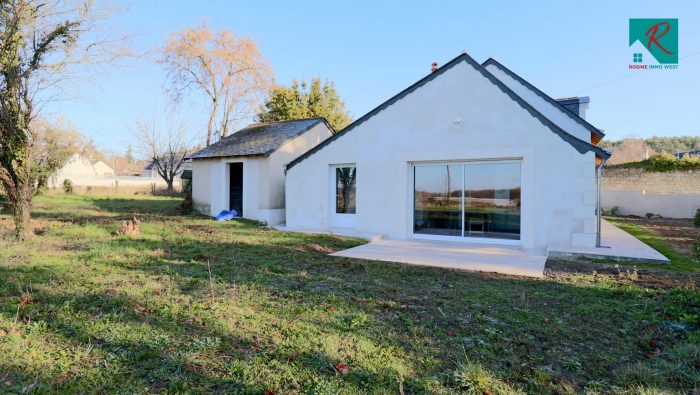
top-left (287, 53), bottom-right (609, 170)
top-left (187, 117), bottom-right (329, 160)
top-left (481, 57), bottom-right (604, 138)
top-left (246, 117), bottom-right (327, 128)
top-left (286, 53), bottom-right (471, 169)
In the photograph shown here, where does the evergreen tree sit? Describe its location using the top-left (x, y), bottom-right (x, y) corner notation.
top-left (258, 78), bottom-right (352, 131)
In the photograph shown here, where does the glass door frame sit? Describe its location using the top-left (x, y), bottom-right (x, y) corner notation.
top-left (409, 159), bottom-right (522, 246)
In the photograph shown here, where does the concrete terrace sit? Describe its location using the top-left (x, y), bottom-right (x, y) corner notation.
top-left (279, 219), bottom-right (669, 278)
top-left (547, 219), bottom-right (670, 264)
top-left (331, 239), bottom-right (547, 277)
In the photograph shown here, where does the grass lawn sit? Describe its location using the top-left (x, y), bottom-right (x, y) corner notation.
top-left (605, 216), bottom-right (699, 272)
top-left (0, 194), bottom-right (698, 394)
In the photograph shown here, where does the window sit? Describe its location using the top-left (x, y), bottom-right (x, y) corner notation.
top-left (413, 161), bottom-right (521, 241)
top-left (335, 167), bottom-right (356, 214)
top-left (633, 53), bottom-right (643, 63)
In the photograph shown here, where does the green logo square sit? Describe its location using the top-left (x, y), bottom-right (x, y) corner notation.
top-left (629, 19), bottom-right (678, 64)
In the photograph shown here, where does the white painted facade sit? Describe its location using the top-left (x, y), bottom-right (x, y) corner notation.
top-left (92, 160), bottom-right (115, 177)
top-left (285, 58), bottom-right (601, 250)
top-left (53, 153), bottom-right (97, 179)
top-left (192, 122), bottom-right (332, 225)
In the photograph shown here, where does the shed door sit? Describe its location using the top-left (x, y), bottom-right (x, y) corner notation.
top-left (229, 163), bottom-right (243, 216)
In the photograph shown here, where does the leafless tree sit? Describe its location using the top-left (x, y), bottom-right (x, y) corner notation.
top-left (159, 22), bottom-right (272, 146)
top-left (608, 138), bottom-right (655, 165)
top-left (130, 115), bottom-right (195, 192)
top-left (0, 0), bottom-right (129, 240)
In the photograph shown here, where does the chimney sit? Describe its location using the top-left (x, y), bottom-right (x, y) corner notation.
top-left (556, 96), bottom-right (590, 120)
top-left (431, 62), bottom-right (438, 73)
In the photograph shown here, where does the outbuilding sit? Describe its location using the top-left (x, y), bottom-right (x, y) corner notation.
top-left (189, 118), bottom-right (333, 225)
top-left (284, 53), bottom-right (610, 250)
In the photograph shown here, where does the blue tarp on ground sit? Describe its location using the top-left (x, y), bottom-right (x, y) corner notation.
top-left (215, 210), bottom-right (239, 221)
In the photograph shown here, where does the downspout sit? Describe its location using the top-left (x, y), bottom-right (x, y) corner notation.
top-left (595, 156), bottom-right (608, 248)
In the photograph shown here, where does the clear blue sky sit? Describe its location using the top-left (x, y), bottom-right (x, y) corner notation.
top-left (46, 0), bottom-right (700, 154)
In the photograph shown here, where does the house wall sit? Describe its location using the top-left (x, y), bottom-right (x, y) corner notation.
top-left (191, 122), bottom-right (332, 224)
top-left (285, 61), bottom-right (597, 250)
top-left (192, 156), bottom-right (266, 221)
top-left (483, 63), bottom-right (592, 142)
top-left (54, 154), bottom-right (97, 179)
top-left (192, 159), bottom-right (214, 215)
top-left (266, 123), bottom-right (334, 209)
top-left (92, 161), bottom-right (115, 177)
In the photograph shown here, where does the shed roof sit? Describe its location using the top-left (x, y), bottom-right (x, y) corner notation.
top-left (188, 118), bottom-right (331, 160)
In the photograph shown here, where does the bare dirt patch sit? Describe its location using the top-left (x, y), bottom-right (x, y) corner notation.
top-left (545, 258), bottom-right (699, 290)
top-left (296, 243), bottom-right (336, 254)
top-left (621, 216), bottom-right (699, 256)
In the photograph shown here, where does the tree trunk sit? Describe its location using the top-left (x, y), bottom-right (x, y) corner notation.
top-left (12, 194), bottom-right (31, 241)
top-left (166, 179), bottom-right (174, 192)
top-left (206, 97), bottom-right (219, 146)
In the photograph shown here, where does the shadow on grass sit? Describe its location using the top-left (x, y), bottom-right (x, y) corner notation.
top-left (29, 196), bottom-right (184, 222)
top-left (0, 259), bottom-right (422, 393)
top-left (1, 212), bottom-right (698, 393)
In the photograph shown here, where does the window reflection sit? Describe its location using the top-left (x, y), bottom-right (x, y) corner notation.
top-left (335, 167), bottom-right (356, 214)
top-left (414, 165), bottom-right (462, 236)
top-left (464, 163), bottom-right (520, 240)
top-left (413, 162), bottom-right (521, 240)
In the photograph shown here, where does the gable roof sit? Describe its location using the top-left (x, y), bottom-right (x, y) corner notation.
top-left (188, 117), bottom-right (332, 160)
top-left (482, 58), bottom-right (605, 139)
top-left (287, 53), bottom-right (609, 170)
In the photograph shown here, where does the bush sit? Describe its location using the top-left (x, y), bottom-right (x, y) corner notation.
top-left (62, 179), bottom-right (74, 194)
top-left (647, 152), bottom-right (700, 172)
top-left (694, 208), bottom-right (700, 228)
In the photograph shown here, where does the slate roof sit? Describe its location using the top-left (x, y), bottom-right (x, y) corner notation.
top-left (287, 52), bottom-right (610, 170)
top-left (188, 118), bottom-right (331, 160)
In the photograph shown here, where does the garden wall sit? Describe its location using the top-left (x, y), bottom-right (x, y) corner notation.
top-left (603, 168), bottom-right (700, 218)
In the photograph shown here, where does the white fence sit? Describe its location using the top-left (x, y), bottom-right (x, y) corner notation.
top-left (49, 175), bottom-right (168, 189)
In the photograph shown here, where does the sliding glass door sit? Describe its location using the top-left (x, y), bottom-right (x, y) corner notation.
top-left (413, 164), bottom-right (463, 236)
top-left (413, 161), bottom-right (521, 242)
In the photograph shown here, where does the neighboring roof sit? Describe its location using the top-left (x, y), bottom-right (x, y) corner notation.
top-left (287, 53), bottom-right (609, 170)
top-left (143, 160), bottom-right (156, 171)
top-left (481, 58), bottom-right (605, 139)
top-left (188, 118), bottom-right (332, 160)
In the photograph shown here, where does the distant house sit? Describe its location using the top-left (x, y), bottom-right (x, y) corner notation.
top-left (140, 161), bottom-right (158, 178)
top-left (53, 153), bottom-right (97, 179)
top-left (674, 149), bottom-right (700, 159)
top-left (140, 159), bottom-right (191, 178)
top-left (50, 153), bottom-right (114, 187)
top-left (91, 160), bottom-right (115, 177)
top-left (188, 118), bottom-right (333, 224)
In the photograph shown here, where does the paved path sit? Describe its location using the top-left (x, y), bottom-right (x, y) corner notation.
top-left (332, 239), bottom-right (547, 277)
top-left (547, 220), bottom-right (669, 264)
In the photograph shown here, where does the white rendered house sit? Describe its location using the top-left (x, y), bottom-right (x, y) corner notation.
top-left (189, 118), bottom-right (333, 225)
top-left (284, 53), bottom-right (610, 250)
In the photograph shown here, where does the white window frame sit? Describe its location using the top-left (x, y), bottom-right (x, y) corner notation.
top-left (329, 164), bottom-right (357, 229)
top-left (409, 159), bottom-right (522, 246)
